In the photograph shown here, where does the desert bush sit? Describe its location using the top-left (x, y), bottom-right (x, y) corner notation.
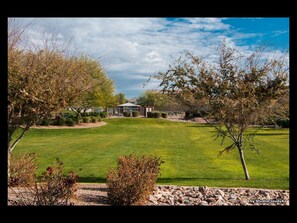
top-left (9, 158), bottom-right (79, 206)
top-left (91, 116), bottom-right (97, 123)
top-left (123, 111), bottom-right (131, 117)
top-left (106, 154), bottom-right (164, 206)
top-left (132, 111), bottom-right (139, 117)
top-left (161, 113), bottom-right (167, 118)
top-left (9, 153), bottom-right (37, 187)
top-left (82, 117), bottom-right (90, 123)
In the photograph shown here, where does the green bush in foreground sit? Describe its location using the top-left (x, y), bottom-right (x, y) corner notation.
top-left (107, 154), bottom-right (164, 206)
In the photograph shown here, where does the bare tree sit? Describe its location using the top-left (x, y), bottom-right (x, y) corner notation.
top-left (154, 42), bottom-right (289, 180)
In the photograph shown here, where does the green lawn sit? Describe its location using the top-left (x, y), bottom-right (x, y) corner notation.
top-left (12, 118), bottom-right (289, 189)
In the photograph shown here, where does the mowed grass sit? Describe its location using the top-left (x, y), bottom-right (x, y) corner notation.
top-left (12, 118), bottom-right (289, 189)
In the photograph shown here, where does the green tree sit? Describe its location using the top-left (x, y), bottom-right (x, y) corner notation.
top-left (154, 43), bottom-right (288, 180)
top-left (137, 90), bottom-right (181, 111)
top-left (115, 93), bottom-right (128, 105)
top-left (68, 57), bottom-right (115, 118)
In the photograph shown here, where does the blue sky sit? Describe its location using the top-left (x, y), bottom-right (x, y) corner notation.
top-left (16, 17), bottom-right (289, 99)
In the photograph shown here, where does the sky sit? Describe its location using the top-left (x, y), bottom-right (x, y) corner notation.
top-left (14, 17), bottom-right (289, 99)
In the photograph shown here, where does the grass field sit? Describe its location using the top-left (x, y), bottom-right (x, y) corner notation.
top-left (12, 118), bottom-right (289, 189)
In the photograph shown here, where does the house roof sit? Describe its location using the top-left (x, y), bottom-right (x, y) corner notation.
top-left (118, 102), bottom-right (141, 107)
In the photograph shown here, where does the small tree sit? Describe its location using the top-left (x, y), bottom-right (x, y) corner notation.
top-left (7, 19), bottom-right (103, 176)
top-left (154, 43), bottom-right (288, 180)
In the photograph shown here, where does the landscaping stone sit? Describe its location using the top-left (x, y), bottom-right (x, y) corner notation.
top-left (8, 183), bottom-right (289, 206)
top-left (146, 185), bottom-right (289, 206)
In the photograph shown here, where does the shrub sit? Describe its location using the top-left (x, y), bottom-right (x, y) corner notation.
top-left (54, 117), bottom-right (66, 126)
top-left (100, 112), bottom-right (108, 118)
top-left (91, 116), bottom-right (97, 123)
top-left (147, 112), bottom-right (162, 118)
top-left (107, 154), bottom-right (164, 206)
top-left (82, 117), bottom-right (90, 123)
top-left (66, 118), bottom-right (75, 126)
top-left (153, 112), bottom-right (161, 118)
top-left (9, 153), bottom-right (37, 187)
top-left (276, 119), bottom-right (289, 128)
top-left (147, 112), bottom-right (153, 118)
top-left (132, 111), bottom-right (139, 117)
top-left (98, 117), bottom-right (102, 122)
top-left (9, 158), bottom-right (79, 206)
top-left (123, 111), bottom-right (131, 117)
top-left (62, 111), bottom-right (76, 119)
top-left (161, 113), bottom-right (167, 118)
top-left (40, 119), bottom-right (50, 126)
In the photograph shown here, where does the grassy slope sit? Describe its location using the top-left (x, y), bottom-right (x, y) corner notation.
top-left (12, 118), bottom-right (289, 189)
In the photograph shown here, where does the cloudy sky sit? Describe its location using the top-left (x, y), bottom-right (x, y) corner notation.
top-left (15, 17), bottom-right (289, 98)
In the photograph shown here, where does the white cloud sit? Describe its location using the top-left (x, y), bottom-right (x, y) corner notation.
top-left (13, 17), bottom-right (287, 98)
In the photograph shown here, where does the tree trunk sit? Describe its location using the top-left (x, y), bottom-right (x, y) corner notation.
top-left (237, 146), bottom-right (250, 180)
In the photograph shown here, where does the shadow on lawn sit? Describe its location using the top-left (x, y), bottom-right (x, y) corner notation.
top-left (77, 177), bottom-right (248, 184)
top-left (185, 124), bottom-right (212, 128)
top-left (253, 133), bottom-right (289, 136)
top-left (78, 177), bottom-right (106, 183)
top-left (156, 177), bottom-right (244, 184)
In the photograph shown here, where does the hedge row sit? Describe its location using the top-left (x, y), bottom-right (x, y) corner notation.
top-left (38, 116), bottom-right (101, 126)
top-left (147, 112), bottom-right (167, 118)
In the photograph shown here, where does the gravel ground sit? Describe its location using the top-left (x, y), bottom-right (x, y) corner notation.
top-left (8, 183), bottom-right (289, 206)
